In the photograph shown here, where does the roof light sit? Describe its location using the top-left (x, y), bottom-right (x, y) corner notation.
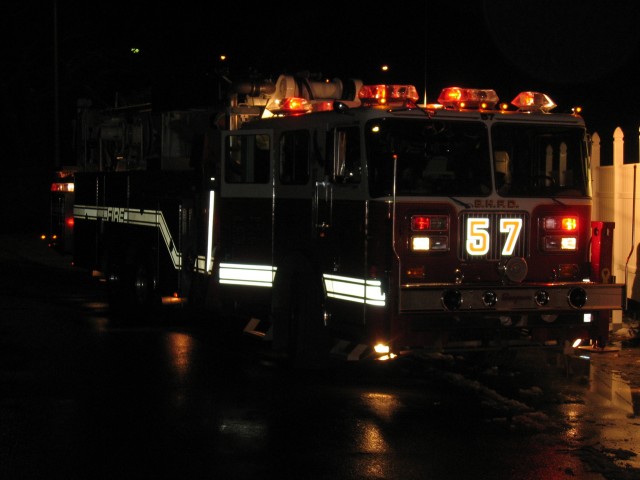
top-left (51, 182), bottom-right (74, 193)
top-left (270, 97), bottom-right (338, 116)
top-left (263, 75), bottom-right (364, 115)
top-left (437, 87), bottom-right (499, 109)
top-left (359, 84), bottom-right (420, 106)
top-left (511, 91), bottom-right (556, 113)
top-left (278, 97), bottom-right (312, 114)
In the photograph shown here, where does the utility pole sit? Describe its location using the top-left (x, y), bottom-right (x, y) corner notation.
top-left (53, 0), bottom-right (60, 169)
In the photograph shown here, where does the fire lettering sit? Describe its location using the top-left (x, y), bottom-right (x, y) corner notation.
top-left (106, 207), bottom-right (127, 222)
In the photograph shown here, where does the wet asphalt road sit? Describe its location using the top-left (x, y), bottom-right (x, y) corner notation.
top-left (1, 235), bottom-right (637, 480)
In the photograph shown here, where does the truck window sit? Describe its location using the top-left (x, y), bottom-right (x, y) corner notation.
top-left (330, 127), bottom-right (361, 184)
top-left (279, 130), bottom-right (310, 185)
top-left (224, 134), bottom-right (271, 184)
top-left (492, 124), bottom-right (589, 197)
top-left (366, 119), bottom-right (490, 197)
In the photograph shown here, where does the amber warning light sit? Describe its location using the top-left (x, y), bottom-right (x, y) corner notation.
top-left (511, 91), bottom-right (556, 113)
top-left (359, 85), bottom-right (419, 106)
top-left (437, 87), bottom-right (499, 110)
top-left (51, 182), bottom-right (74, 192)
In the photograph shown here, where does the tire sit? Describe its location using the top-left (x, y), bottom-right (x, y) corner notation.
top-left (131, 260), bottom-right (157, 309)
top-left (105, 260), bottom-right (128, 322)
top-left (271, 255), bottom-right (330, 369)
top-left (107, 250), bottom-right (159, 326)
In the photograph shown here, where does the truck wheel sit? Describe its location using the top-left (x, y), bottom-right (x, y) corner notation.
top-left (132, 261), bottom-right (155, 307)
top-left (292, 270), bottom-right (330, 369)
top-left (128, 254), bottom-right (161, 321)
top-left (107, 252), bottom-right (159, 325)
top-left (271, 256), bottom-right (330, 369)
top-left (105, 259), bottom-right (128, 322)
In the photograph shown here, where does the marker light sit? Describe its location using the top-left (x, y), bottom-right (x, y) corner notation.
top-left (511, 91), bottom-right (556, 113)
top-left (437, 87), bottom-right (499, 109)
top-left (359, 84), bottom-right (420, 106)
top-left (51, 182), bottom-right (74, 192)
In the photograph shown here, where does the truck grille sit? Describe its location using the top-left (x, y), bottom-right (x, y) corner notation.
top-left (459, 212), bottom-right (529, 260)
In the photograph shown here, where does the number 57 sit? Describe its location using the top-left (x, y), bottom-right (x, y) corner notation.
top-left (466, 217), bottom-right (522, 256)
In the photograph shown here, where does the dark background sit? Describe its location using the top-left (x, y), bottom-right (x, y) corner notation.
top-left (3, 0), bottom-right (640, 234)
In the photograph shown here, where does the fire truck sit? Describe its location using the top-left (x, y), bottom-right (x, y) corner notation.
top-left (72, 73), bottom-right (626, 365)
top-left (48, 167), bottom-right (76, 253)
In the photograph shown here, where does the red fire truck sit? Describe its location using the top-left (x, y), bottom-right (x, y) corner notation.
top-left (72, 73), bottom-right (626, 365)
top-left (47, 168), bottom-right (76, 253)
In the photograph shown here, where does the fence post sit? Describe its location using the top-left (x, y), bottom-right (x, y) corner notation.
top-left (612, 127), bottom-right (625, 327)
top-left (591, 132), bottom-right (601, 221)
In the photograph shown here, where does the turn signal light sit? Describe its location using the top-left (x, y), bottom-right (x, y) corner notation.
top-left (544, 216), bottom-right (578, 231)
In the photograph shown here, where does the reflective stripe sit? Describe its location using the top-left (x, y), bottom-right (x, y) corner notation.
top-left (323, 274), bottom-right (386, 306)
top-left (74, 204), bottom-right (183, 269)
top-left (206, 190), bottom-right (215, 273)
top-left (194, 256), bottom-right (209, 274)
top-left (219, 263), bottom-right (277, 287)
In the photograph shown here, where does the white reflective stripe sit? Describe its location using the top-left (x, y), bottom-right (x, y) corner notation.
top-left (206, 190), bottom-right (215, 273)
top-left (194, 256), bottom-right (209, 273)
top-left (323, 274), bottom-right (386, 306)
top-left (219, 263), bottom-right (276, 287)
top-left (74, 204), bottom-right (182, 269)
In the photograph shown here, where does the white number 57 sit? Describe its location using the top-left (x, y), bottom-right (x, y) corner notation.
top-left (466, 217), bottom-right (522, 256)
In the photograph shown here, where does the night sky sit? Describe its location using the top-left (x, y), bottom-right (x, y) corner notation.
top-left (3, 0), bottom-right (640, 232)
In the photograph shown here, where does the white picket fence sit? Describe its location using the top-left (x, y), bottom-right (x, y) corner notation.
top-left (591, 128), bottom-right (639, 319)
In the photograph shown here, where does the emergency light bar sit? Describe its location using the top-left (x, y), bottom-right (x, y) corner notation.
top-left (270, 97), bottom-right (336, 115)
top-left (257, 75), bottom-right (559, 116)
top-left (51, 182), bottom-right (74, 192)
top-left (263, 75), bottom-right (363, 116)
top-left (437, 87), bottom-right (499, 110)
top-left (359, 84), bottom-right (420, 106)
top-left (511, 91), bottom-right (556, 113)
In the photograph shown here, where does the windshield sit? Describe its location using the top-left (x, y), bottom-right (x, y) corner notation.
top-left (366, 119), bottom-right (491, 197)
top-left (491, 123), bottom-right (590, 197)
top-left (365, 118), bottom-right (590, 199)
